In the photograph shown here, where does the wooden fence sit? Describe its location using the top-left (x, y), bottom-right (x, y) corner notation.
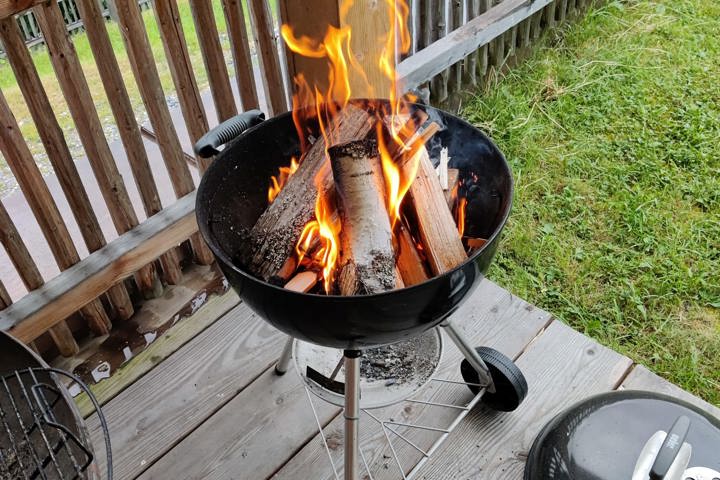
top-left (0, 0), bottom-right (151, 53)
top-left (0, 0), bottom-right (591, 360)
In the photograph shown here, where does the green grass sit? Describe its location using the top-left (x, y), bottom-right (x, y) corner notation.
top-left (464, 0), bottom-right (719, 404)
top-left (0, 0), bottom-right (232, 191)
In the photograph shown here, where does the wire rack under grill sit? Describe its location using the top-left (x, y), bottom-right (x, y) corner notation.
top-left (0, 368), bottom-right (112, 480)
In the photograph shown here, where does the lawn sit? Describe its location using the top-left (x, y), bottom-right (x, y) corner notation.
top-left (464, 0), bottom-right (719, 404)
top-left (0, 0), bottom-right (234, 194)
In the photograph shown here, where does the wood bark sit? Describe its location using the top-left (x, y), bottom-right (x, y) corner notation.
top-left (406, 149), bottom-right (467, 275)
top-left (241, 104), bottom-right (373, 282)
top-left (331, 139), bottom-right (397, 295)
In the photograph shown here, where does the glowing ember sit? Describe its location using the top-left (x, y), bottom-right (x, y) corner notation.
top-left (268, 156), bottom-right (299, 204)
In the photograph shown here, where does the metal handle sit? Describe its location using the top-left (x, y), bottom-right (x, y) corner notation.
top-left (650, 415), bottom-right (691, 479)
top-left (193, 110), bottom-right (266, 158)
top-left (40, 367), bottom-right (114, 480)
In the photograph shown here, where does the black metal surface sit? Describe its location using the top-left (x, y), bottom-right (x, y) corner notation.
top-left (0, 332), bottom-right (112, 480)
top-left (196, 99), bottom-right (513, 349)
top-left (524, 390), bottom-right (720, 480)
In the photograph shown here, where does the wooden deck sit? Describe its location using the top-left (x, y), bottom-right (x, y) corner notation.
top-left (72, 279), bottom-right (719, 479)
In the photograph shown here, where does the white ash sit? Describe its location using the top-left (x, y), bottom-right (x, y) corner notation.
top-left (360, 333), bottom-right (438, 385)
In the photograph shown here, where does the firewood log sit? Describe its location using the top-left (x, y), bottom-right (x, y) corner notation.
top-left (406, 148), bottom-right (467, 275)
top-left (396, 223), bottom-right (429, 286)
top-left (330, 139), bottom-right (398, 295)
top-left (240, 104), bottom-right (374, 282)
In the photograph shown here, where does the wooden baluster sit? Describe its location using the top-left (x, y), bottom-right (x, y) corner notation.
top-left (464, 0), bottom-right (479, 87)
top-left (153, 0), bottom-right (211, 174)
top-left (0, 201), bottom-right (79, 356)
top-left (113, 0), bottom-right (215, 266)
top-left (448, 0), bottom-right (462, 94)
top-left (420, 0), bottom-right (432, 50)
top-left (0, 88), bottom-right (111, 336)
top-left (545, 0), bottom-right (557, 29)
top-left (188, 0), bottom-right (238, 122)
top-left (73, 0), bottom-right (183, 286)
top-left (478, 0), bottom-right (491, 79)
top-left (34, 1), bottom-right (160, 293)
top-left (247, 0), bottom-right (287, 115)
top-left (221, 0), bottom-right (259, 110)
top-left (531, 6), bottom-right (544, 40)
top-left (520, 17), bottom-right (531, 49)
top-left (0, 279), bottom-right (10, 311)
top-left (431, 0), bottom-right (449, 102)
top-left (558, 0), bottom-right (568, 23)
top-left (0, 17), bottom-right (137, 316)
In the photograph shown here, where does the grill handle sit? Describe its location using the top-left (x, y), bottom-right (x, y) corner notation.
top-left (194, 110), bottom-right (266, 158)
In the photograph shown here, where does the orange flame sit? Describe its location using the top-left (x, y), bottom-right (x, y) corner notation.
top-left (268, 157), bottom-right (300, 204)
top-left (457, 197), bottom-right (468, 237)
top-left (279, 0), bottom-right (429, 293)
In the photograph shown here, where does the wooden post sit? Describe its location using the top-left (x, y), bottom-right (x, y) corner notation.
top-left (278, 0), bottom-right (392, 101)
top-left (153, 0), bottom-right (211, 173)
top-left (0, 201), bottom-right (79, 356)
top-left (448, 0), bottom-right (463, 94)
top-left (188, 0), bottom-right (238, 122)
top-left (74, 0), bottom-right (183, 287)
top-left (248, 0), bottom-right (287, 115)
top-left (221, 0), bottom-right (259, 110)
top-left (0, 16), bottom-right (137, 316)
top-left (0, 87), bottom-right (111, 336)
top-left (34, 0), bottom-right (160, 293)
top-left (113, 0), bottom-right (215, 266)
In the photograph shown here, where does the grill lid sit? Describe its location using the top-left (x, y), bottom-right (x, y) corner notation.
top-left (524, 390), bottom-right (720, 480)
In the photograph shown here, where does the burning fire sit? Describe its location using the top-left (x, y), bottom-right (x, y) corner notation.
top-left (268, 156), bottom-right (299, 204)
top-left (274, 0), bottom-right (441, 292)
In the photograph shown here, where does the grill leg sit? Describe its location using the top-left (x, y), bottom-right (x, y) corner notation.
top-left (275, 337), bottom-right (295, 375)
top-left (440, 321), bottom-right (496, 393)
top-left (343, 350), bottom-right (361, 480)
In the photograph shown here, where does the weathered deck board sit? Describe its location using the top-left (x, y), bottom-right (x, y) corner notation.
top-left (86, 300), bottom-right (286, 479)
top-left (413, 320), bottom-right (633, 479)
top-left (90, 278), bottom-right (716, 480)
top-left (138, 366), bottom-right (338, 480)
top-left (621, 365), bottom-right (720, 419)
top-left (273, 281), bottom-right (552, 479)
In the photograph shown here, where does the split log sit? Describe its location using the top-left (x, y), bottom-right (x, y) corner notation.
top-left (445, 168), bottom-right (460, 205)
top-left (241, 104), bottom-right (374, 282)
top-left (284, 271), bottom-right (318, 293)
top-left (406, 148), bottom-right (467, 275)
top-left (331, 139), bottom-right (398, 295)
top-left (396, 224), bottom-right (429, 287)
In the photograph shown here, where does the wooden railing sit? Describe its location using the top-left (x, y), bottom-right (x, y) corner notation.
top-left (0, 0), bottom-right (286, 357)
top-left (0, 0), bottom-right (591, 360)
top-left (0, 0), bottom-right (152, 53)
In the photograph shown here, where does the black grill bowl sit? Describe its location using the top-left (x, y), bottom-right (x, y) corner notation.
top-left (196, 100), bottom-right (513, 349)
